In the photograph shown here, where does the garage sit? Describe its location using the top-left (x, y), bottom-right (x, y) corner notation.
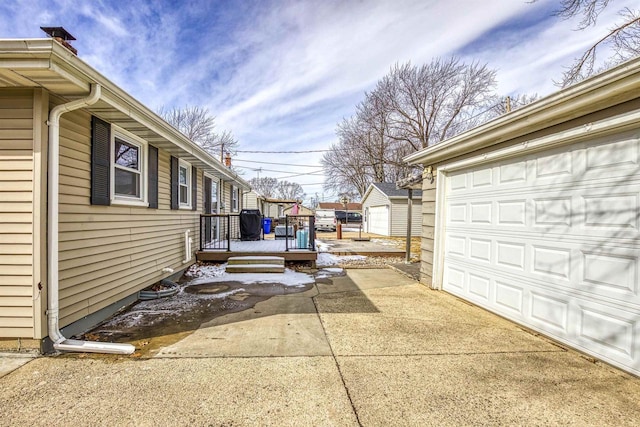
top-left (439, 131), bottom-right (640, 376)
top-left (366, 206), bottom-right (389, 235)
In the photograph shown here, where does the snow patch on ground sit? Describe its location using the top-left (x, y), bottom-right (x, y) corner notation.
top-left (315, 240), bottom-right (333, 252)
top-left (185, 265), bottom-right (314, 287)
top-left (184, 263), bottom-right (226, 279)
top-left (317, 252), bottom-right (367, 267)
top-left (316, 267), bottom-right (345, 279)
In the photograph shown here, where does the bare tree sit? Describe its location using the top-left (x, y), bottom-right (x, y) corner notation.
top-left (275, 181), bottom-right (305, 200)
top-left (158, 105), bottom-right (239, 158)
top-left (378, 59), bottom-right (497, 150)
top-left (323, 57), bottom-right (497, 197)
top-left (536, 1), bottom-right (640, 86)
top-left (249, 177), bottom-right (278, 198)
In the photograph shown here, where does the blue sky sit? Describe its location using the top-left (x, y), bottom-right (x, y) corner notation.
top-left (0, 0), bottom-right (635, 203)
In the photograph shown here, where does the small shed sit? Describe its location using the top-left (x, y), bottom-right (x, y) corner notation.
top-left (361, 182), bottom-right (422, 236)
top-left (283, 204), bottom-right (314, 216)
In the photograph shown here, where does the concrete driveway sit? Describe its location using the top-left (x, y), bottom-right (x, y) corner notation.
top-left (1, 268), bottom-right (639, 426)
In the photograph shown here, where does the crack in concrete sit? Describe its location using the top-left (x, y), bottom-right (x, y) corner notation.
top-left (312, 284), bottom-right (364, 427)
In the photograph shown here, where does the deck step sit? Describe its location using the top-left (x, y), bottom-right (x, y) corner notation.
top-left (226, 264), bottom-right (286, 274)
top-left (226, 256), bottom-right (285, 273)
top-left (227, 256), bottom-right (285, 266)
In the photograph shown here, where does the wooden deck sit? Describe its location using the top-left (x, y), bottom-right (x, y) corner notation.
top-left (196, 239), bottom-right (317, 263)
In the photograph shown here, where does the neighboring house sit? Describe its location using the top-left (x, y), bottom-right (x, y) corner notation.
top-left (404, 57), bottom-right (640, 377)
top-left (318, 202), bottom-right (362, 212)
top-left (361, 182), bottom-right (422, 237)
top-left (240, 191), bottom-right (301, 218)
top-left (0, 37), bottom-right (249, 352)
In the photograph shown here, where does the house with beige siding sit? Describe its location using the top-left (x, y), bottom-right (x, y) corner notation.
top-left (361, 182), bottom-right (422, 237)
top-left (0, 37), bottom-right (249, 353)
top-left (404, 57), bottom-right (640, 377)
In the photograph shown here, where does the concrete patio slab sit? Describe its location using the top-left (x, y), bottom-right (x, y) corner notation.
top-left (156, 295), bottom-right (332, 358)
top-left (316, 273), bottom-right (561, 356)
top-left (2, 268), bottom-right (639, 426)
top-left (0, 357), bottom-right (358, 426)
top-left (338, 352), bottom-right (640, 426)
top-left (0, 352), bottom-right (37, 378)
top-left (316, 268), bottom-right (415, 294)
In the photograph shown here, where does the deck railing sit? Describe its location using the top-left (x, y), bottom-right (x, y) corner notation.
top-left (199, 213), bottom-right (316, 252)
top-left (283, 215), bottom-right (316, 252)
top-left (199, 214), bottom-right (242, 251)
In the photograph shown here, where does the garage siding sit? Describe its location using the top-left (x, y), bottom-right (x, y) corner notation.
top-left (390, 198), bottom-right (423, 237)
top-left (57, 108), bottom-right (202, 328)
top-left (420, 176), bottom-right (437, 285)
top-left (0, 89), bottom-right (34, 338)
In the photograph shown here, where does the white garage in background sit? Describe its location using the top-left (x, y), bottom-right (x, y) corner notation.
top-left (405, 57), bottom-right (640, 377)
top-left (361, 182), bottom-right (422, 236)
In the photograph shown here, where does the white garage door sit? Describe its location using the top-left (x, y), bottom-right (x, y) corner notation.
top-left (367, 206), bottom-right (389, 235)
top-left (441, 131), bottom-right (640, 376)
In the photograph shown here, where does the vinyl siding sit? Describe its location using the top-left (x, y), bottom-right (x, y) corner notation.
top-left (243, 191), bottom-right (259, 210)
top-left (389, 199), bottom-right (423, 237)
top-left (0, 89), bottom-right (34, 337)
top-left (420, 176), bottom-right (437, 286)
top-left (56, 108), bottom-right (202, 327)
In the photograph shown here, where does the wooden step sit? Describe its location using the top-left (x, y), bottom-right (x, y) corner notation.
top-left (226, 263), bottom-right (286, 274)
top-left (227, 256), bottom-right (285, 266)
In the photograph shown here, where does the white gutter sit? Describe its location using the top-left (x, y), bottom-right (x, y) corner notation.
top-left (47, 83), bottom-right (134, 355)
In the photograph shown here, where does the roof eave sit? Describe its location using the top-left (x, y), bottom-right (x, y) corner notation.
top-left (0, 39), bottom-right (251, 190)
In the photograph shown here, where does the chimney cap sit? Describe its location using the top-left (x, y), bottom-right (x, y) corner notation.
top-left (40, 27), bottom-right (76, 41)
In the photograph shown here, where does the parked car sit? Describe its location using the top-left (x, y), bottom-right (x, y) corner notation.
top-left (314, 208), bottom-right (336, 231)
top-left (335, 211), bottom-right (362, 224)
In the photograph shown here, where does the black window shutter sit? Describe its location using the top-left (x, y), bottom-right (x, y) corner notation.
top-left (91, 116), bottom-right (111, 206)
top-left (148, 145), bottom-right (158, 209)
top-left (191, 167), bottom-right (198, 211)
top-left (170, 156), bottom-right (178, 210)
top-left (204, 176), bottom-right (211, 213)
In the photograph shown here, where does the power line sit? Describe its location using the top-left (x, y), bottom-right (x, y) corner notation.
top-left (234, 159), bottom-right (324, 168)
top-left (234, 165), bottom-right (325, 175)
top-left (235, 149), bottom-right (331, 154)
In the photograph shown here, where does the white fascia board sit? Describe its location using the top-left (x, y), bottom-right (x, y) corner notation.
top-left (438, 107), bottom-right (640, 173)
top-left (404, 56), bottom-right (640, 166)
top-left (361, 184), bottom-right (376, 204)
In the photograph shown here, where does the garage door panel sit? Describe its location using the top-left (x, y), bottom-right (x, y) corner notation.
top-left (445, 235), bottom-right (640, 306)
top-left (577, 303), bottom-right (638, 362)
top-left (367, 206), bottom-right (388, 235)
top-left (442, 131), bottom-right (640, 375)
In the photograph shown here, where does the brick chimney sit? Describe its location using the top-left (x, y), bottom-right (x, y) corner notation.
top-left (224, 152), bottom-right (232, 167)
top-left (40, 27), bottom-right (78, 55)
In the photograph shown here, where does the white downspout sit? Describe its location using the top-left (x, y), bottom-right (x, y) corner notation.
top-left (47, 83), bottom-right (134, 354)
top-left (183, 229), bottom-right (192, 264)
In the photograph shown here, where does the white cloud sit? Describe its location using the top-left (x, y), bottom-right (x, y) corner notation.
top-left (1, 0), bottom-right (637, 203)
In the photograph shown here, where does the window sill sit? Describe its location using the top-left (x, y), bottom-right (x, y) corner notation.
top-left (111, 198), bottom-right (149, 208)
top-left (179, 205), bottom-right (193, 210)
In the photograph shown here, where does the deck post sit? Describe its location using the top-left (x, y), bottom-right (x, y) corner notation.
top-left (226, 214), bottom-right (231, 252)
top-left (200, 215), bottom-right (204, 251)
top-left (285, 215), bottom-right (289, 252)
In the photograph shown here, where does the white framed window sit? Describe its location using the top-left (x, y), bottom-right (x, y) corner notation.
top-left (231, 185), bottom-right (239, 212)
top-left (179, 159), bottom-right (192, 209)
top-left (111, 127), bottom-right (147, 206)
